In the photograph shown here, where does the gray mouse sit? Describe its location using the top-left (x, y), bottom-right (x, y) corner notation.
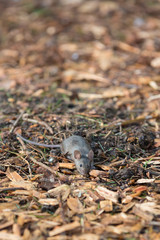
top-left (16, 134), bottom-right (94, 175)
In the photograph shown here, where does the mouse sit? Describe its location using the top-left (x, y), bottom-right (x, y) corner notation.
top-left (16, 134), bottom-right (94, 175)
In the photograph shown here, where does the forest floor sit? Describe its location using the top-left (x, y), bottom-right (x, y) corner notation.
top-left (0, 0), bottom-right (160, 239)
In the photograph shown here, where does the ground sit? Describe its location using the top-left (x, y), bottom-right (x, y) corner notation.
top-left (0, 0), bottom-right (160, 239)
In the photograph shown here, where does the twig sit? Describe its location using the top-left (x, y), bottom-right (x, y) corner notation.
top-left (75, 112), bottom-right (101, 118)
top-left (19, 155), bottom-right (32, 178)
top-left (98, 141), bottom-right (105, 152)
top-left (22, 114), bottom-right (53, 134)
top-left (17, 134), bottom-right (27, 151)
top-left (134, 156), bottom-right (160, 164)
top-left (103, 114), bottom-right (160, 129)
top-left (9, 110), bottom-right (25, 134)
top-left (30, 156), bottom-right (56, 174)
top-left (29, 156), bottom-right (64, 179)
top-left (17, 132), bottom-right (68, 180)
top-left (104, 130), bottom-right (112, 139)
top-left (108, 159), bottom-right (125, 167)
top-left (75, 114), bottom-right (103, 125)
top-left (6, 149), bottom-right (32, 178)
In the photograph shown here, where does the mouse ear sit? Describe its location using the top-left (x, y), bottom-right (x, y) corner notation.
top-left (74, 150), bottom-right (81, 160)
top-left (88, 150), bottom-right (94, 160)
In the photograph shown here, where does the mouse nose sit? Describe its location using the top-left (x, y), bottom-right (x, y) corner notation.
top-left (81, 167), bottom-right (90, 176)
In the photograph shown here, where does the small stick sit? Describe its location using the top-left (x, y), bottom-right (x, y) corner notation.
top-left (17, 134), bottom-right (27, 151)
top-left (22, 115), bottom-right (53, 134)
top-left (104, 114), bottom-right (160, 129)
top-left (19, 155), bottom-right (32, 178)
top-left (29, 156), bottom-right (65, 180)
top-left (7, 149), bottom-right (32, 178)
top-left (9, 110), bottom-right (25, 134)
top-left (134, 156), bottom-right (160, 164)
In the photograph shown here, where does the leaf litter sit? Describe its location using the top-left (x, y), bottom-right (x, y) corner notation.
top-left (0, 0), bottom-right (160, 239)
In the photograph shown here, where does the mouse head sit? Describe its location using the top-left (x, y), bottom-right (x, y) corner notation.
top-left (74, 149), bottom-right (94, 175)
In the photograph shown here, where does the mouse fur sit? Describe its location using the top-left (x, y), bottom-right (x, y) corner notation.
top-left (61, 135), bottom-right (94, 175)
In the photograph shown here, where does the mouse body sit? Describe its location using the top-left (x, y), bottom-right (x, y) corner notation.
top-left (17, 134), bottom-right (94, 175)
top-left (60, 135), bottom-right (94, 175)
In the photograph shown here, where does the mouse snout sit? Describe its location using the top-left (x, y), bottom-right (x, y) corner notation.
top-left (78, 162), bottom-right (91, 175)
top-left (81, 168), bottom-right (89, 176)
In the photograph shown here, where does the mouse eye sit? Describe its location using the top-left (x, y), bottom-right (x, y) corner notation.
top-left (80, 164), bottom-right (83, 167)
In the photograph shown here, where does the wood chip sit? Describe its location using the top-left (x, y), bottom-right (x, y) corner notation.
top-left (100, 200), bottom-right (113, 212)
top-left (136, 179), bottom-right (155, 184)
top-left (95, 186), bottom-right (118, 203)
top-left (0, 232), bottom-right (22, 240)
top-left (67, 197), bottom-right (83, 213)
top-left (38, 199), bottom-right (59, 206)
top-left (49, 221), bottom-right (80, 237)
top-left (47, 184), bottom-right (70, 201)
